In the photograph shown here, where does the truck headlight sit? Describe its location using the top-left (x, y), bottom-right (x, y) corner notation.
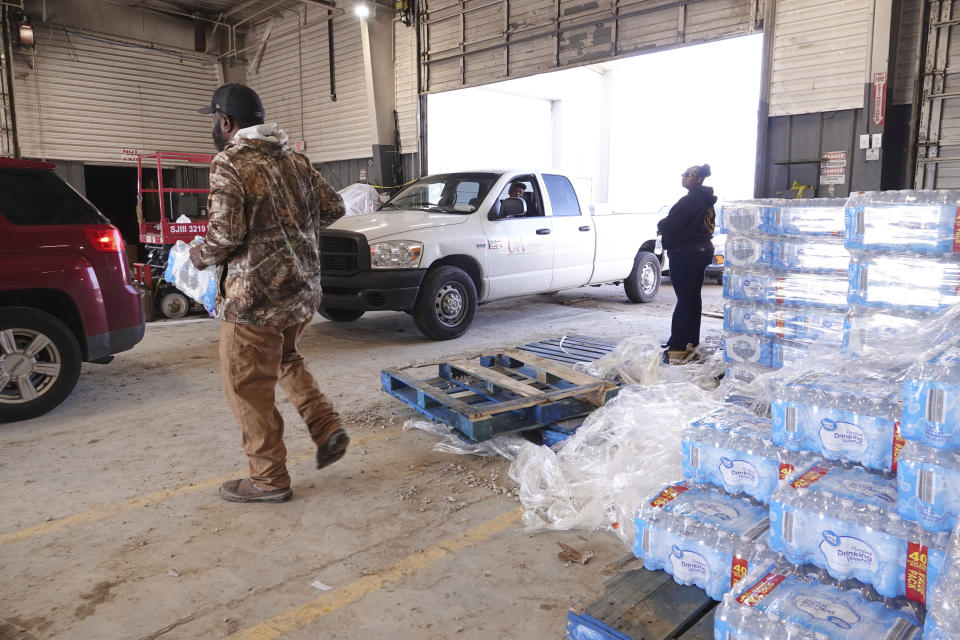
top-left (369, 240), bottom-right (423, 269)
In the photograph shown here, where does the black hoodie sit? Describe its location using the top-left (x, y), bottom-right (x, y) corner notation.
top-left (656, 185), bottom-right (717, 250)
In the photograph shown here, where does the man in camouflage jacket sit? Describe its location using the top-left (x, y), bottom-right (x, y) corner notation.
top-left (191, 83), bottom-right (348, 503)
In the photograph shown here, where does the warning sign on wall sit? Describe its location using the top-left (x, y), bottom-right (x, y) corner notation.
top-left (819, 151), bottom-right (847, 185)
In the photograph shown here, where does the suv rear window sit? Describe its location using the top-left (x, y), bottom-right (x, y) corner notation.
top-left (0, 169), bottom-right (107, 225)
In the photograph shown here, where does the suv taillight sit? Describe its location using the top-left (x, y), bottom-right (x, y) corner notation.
top-left (84, 225), bottom-right (125, 253)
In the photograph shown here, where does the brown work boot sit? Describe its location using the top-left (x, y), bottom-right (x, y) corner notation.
top-left (316, 429), bottom-right (350, 470)
top-left (219, 478), bottom-right (292, 503)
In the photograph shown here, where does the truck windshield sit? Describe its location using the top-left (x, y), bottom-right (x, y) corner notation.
top-left (380, 173), bottom-right (500, 214)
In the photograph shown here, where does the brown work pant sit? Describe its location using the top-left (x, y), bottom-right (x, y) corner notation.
top-left (219, 319), bottom-right (342, 490)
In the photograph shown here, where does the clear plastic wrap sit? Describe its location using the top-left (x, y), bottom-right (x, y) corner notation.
top-left (508, 383), bottom-right (718, 548)
top-left (848, 254), bottom-right (960, 311)
top-left (402, 418), bottom-right (524, 460)
top-left (719, 200), bottom-right (777, 235)
top-left (724, 234), bottom-right (849, 272)
top-left (775, 198), bottom-right (848, 237)
top-left (842, 308), bottom-right (934, 356)
top-left (337, 183), bottom-right (382, 216)
top-left (715, 560), bottom-right (923, 640)
top-left (845, 190), bottom-right (960, 254)
top-left (681, 405), bottom-right (816, 503)
top-left (723, 266), bottom-right (850, 308)
top-left (770, 371), bottom-right (903, 471)
top-left (725, 303), bottom-right (847, 346)
top-left (163, 239), bottom-right (217, 316)
top-left (573, 336), bottom-right (661, 386)
top-left (901, 339), bottom-right (960, 449)
top-left (924, 521), bottom-right (960, 640)
top-left (896, 441), bottom-right (960, 533)
top-left (768, 462), bottom-right (949, 603)
top-left (632, 481), bottom-right (772, 600)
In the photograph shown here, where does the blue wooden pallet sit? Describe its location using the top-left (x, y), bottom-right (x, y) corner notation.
top-left (516, 335), bottom-right (617, 366)
top-left (381, 348), bottom-right (619, 442)
top-left (568, 565), bottom-right (716, 640)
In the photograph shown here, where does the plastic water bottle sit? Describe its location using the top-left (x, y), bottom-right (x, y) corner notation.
top-left (681, 406), bottom-right (814, 503)
top-left (924, 522), bottom-right (960, 640)
top-left (775, 199), bottom-right (848, 236)
top-left (724, 267), bottom-right (850, 308)
top-left (715, 561), bottom-right (923, 639)
top-left (633, 482), bottom-right (771, 601)
top-left (848, 254), bottom-right (960, 311)
top-left (720, 201), bottom-right (776, 235)
top-left (896, 441), bottom-right (960, 533)
top-left (845, 190), bottom-right (960, 254)
top-left (771, 371), bottom-right (903, 472)
top-left (901, 341), bottom-right (960, 450)
top-left (768, 462), bottom-right (949, 602)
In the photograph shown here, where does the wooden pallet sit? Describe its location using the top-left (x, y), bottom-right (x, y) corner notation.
top-left (567, 565), bottom-right (716, 640)
top-left (381, 349), bottom-right (619, 441)
top-left (516, 335), bottom-right (617, 366)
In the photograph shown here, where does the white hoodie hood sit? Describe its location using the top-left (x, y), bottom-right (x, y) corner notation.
top-left (234, 123), bottom-right (290, 151)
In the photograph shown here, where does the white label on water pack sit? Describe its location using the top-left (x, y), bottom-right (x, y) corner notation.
top-left (842, 479), bottom-right (896, 505)
top-left (794, 596), bottom-right (862, 630)
top-left (719, 458), bottom-right (761, 488)
top-left (668, 546), bottom-right (711, 582)
top-left (819, 531), bottom-right (879, 573)
top-left (693, 500), bottom-right (740, 522)
top-left (819, 418), bottom-right (868, 453)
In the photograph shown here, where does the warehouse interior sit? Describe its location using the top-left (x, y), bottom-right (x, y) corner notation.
top-left (3, 0), bottom-right (960, 638)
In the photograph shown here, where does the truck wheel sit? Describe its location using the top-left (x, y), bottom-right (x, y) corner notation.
top-left (160, 291), bottom-right (190, 319)
top-left (625, 251), bottom-right (661, 303)
top-left (413, 266), bottom-right (477, 340)
top-left (0, 307), bottom-right (82, 423)
top-left (318, 308), bottom-right (365, 322)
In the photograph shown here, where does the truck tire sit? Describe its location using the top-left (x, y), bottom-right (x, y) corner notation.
top-left (412, 266), bottom-right (477, 340)
top-left (160, 291), bottom-right (190, 319)
top-left (624, 251), bottom-right (661, 303)
top-left (318, 307), bottom-right (365, 322)
top-left (0, 307), bottom-right (82, 423)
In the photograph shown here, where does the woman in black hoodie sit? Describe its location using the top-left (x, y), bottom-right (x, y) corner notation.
top-left (657, 164), bottom-right (717, 364)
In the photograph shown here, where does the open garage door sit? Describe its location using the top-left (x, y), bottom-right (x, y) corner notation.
top-left (11, 26), bottom-right (218, 164)
top-left (419, 0), bottom-right (764, 93)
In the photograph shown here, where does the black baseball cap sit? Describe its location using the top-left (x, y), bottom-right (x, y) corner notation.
top-left (198, 83), bottom-right (265, 122)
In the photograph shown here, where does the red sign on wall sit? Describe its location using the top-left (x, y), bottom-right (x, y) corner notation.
top-left (873, 72), bottom-right (888, 127)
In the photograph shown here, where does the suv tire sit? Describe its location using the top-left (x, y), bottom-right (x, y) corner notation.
top-left (0, 307), bottom-right (82, 422)
top-left (318, 307), bottom-right (365, 323)
top-left (625, 250), bottom-right (661, 303)
top-left (412, 266), bottom-right (477, 340)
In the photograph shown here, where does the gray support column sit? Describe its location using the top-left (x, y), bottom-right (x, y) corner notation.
top-left (360, 8), bottom-right (399, 186)
top-left (854, 0), bottom-right (896, 191)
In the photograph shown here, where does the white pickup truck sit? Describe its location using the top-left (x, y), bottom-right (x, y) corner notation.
top-left (317, 170), bottom-right (664, 340)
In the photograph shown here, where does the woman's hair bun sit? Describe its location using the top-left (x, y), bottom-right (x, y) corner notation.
top-left (699, 164), bottom-right (712, 178)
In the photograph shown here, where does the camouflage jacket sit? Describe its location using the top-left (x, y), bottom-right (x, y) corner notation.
top-left (191, 125), bottom-right (345, 326)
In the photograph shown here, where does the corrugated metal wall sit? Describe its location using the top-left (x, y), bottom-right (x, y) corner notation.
top-left (246, 7), bottom-right (370, 163)
top-left (420, 0), bottom-right (763, 93)
top-left (394, 19), bottom-right (419, 154)
top-left (12, 25), bottom-right (218, 164)
top-left (915, 0), bottom-right (960, 188)
top-left (768, 0), bottom-right (870, 117)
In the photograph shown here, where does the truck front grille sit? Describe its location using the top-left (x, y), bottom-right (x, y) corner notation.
top-left (320, 232), bottom-right (364, 274)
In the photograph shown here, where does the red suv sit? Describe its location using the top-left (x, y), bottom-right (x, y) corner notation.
top-left (0, 158), bottom-right (145, 422)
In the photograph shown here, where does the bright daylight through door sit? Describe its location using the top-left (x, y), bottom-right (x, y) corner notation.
top-left (427, 33), bottom-right (764, 214)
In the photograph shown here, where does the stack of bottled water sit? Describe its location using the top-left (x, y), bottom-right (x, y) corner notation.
top-left (768, 461), bottom-right (948, 604)
top-left (633, 480), bottom-right (771, 600)
top-left (721, 199), bottom-right (849, 383)
top-left (770, 371), bottom-right (903, 472)
top-left (924, 523), bottom-right (960, 639)
top-left (715, 559), bottom-right (924, 639)
top-left (844, 191), bottom-right (960, 353)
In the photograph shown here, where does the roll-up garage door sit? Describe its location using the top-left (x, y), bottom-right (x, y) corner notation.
top-left (246, 7), bottom-right (370, 163)
top-left (12, 25), bottom-right (218, 164)
top-left (915, 0), bottom-right (960, 188)
top-left (420, 0), bottom-right (763, 93)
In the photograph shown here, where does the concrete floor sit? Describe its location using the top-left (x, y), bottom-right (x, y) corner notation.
top-left (0, 282), bottom-right (724, 640)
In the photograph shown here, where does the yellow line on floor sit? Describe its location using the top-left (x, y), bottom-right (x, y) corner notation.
top-left (227, 507), bottom-right (524, 640)
top-left (0, 431), bottom-right (391, 547)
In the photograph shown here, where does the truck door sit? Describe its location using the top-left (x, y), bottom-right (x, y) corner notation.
top-left (543, 173), bottom-right (595, 289)
top-left (479, 176), bottom-right (554, 299)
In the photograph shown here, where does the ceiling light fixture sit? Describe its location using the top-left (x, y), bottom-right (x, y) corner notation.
top-left (16, 16), bottom-right (35, 47)
top-left (354, 3), bottom-right (370, 18)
